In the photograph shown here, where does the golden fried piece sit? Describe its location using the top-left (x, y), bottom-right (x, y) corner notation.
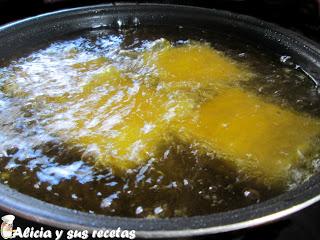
top-left (144, 42), bottom-right (253, 89)
top-left (44, 66), bottom-right (196, 171)
top-left (78, 88), bottom-right (196, 171)
top-left (182, 88), bottom-right (320, 185)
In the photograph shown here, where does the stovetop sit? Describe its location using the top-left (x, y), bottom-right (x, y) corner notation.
top-left (0, 1), bottom-right (319, 240)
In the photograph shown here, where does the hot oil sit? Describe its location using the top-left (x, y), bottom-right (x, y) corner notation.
top-left (0, 26), bottom-right (319, 217)
top-left (0, 139), bottom-right (282, 217)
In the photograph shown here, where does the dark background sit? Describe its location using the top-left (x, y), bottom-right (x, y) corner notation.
top-left (0, 1), bottom-right (320, 240)
top-left (0, 0), bottom-right (319, 42)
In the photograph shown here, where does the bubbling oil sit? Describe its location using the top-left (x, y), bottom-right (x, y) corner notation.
top-left (0, 26), bottom-right (320, 218)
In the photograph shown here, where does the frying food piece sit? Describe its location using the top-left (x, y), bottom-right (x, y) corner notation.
top-left (181, 88), bottom-right (320, 186)
top-left (144, 41), bottom-right (253, 89)
top-left (44, 66), bottom-right (196, 171)
top-left (78, 89), bottom-right (196, 171)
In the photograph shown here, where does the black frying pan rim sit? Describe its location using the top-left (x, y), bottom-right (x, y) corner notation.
top-left (0, 3), bottom-right (320, 238)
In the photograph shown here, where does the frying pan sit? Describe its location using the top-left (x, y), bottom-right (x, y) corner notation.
top-left (0, 3), bottom-right (320, 239)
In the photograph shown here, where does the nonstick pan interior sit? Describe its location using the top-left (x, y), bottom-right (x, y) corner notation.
top-left (0, 3), bottom-right (320, 238)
